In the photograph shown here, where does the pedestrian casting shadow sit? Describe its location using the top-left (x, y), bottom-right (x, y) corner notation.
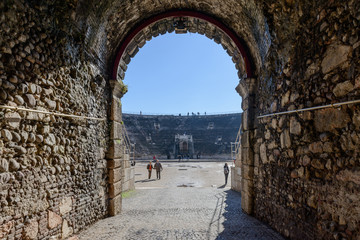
top-left (135, 179), bottom-right (156, 183)
top-left (207, 190), bottom-right (286, 240)
top-left (217, 184), bottom-right (227, 189)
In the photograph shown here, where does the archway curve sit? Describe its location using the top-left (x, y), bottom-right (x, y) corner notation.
top-left (111, 10), bottom-right (256, 80)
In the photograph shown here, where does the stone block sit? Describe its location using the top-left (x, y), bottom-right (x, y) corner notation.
top-left (231, 167), bottom-right (242, 192)
top-left (67, 236), bottom-right (79, 240)
top-left (241, 178), bottom-right (254, 192)
top-left (241, 131), bottom-right (251, 148)
top-left (24, 219), bottom-right (38, 240)
top-left (241, 147), bottom-right (254, 165)
top-left (122, 180), bottom-right (130, 192)
top-left (0, 221), bottom-right (14, 239)
top-left (314, 108), bottom-right (350, 132)
top-left (259, 143), bottom-right (268, 164)
top-left (321, 44), bottom-right (351, 74)
top-left (109, 195), bottom-right (122, 216)
top-left (241, 191), bottom-right (253, 214)
top-left (5, 112), bottom-right (21, 129)
top-left (123, 167), bottom-right (133, 182)
top-left (0, 159), bottom-right (9, 172)
top-left (242, 109), bottom-right (256, 131)
top-left (1, 129), bottom-right (13, 141)
top-left (62, 219), bottom-right (73, 239)
top-left (333, 81), bottom-right (354, 97)
top-left (110, 121), bottom-right (123, 140)
top-left (290, 117), bottom-right (302, 135)
top-left (48, 211), bottom-right (62, 229)
top-left (59, 197), bottom-right (72, 215)
top-left (109, 80), bottom-right (126, 99)
top-left (336, 169), bottom-right (360, 185)
top-left (109, 181), bottom-right (122, 198)
top-left (241, 164), bottom-right (254, 180)
top-left (280, 129), bottom-right (291, 149)
top-left (106, 140), bottom-right (125, 159)
top-left (107, 159), bottom-right (123, 169)
top-left (110, 96), bottom-right (122, 122)
top-left (109, 168), bottom-right (122, 183)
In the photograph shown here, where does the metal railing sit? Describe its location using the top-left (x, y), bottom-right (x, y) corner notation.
top-left (230, 126), bottom-right (241, 166)
top-left (120, 123), bottom-right (135, 165)
top-left (257, 99), bottom-right (360, 119)
top-left (0, 105), bottom-right (106, 121)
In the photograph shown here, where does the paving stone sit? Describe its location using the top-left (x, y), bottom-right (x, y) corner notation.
top-left (78, 162), bottom-right (284, 240)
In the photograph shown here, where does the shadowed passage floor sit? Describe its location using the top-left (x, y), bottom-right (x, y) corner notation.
top-left (78, 162), bottom-right (285, 240)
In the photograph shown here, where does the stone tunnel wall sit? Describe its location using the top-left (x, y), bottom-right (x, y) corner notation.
top-left (0, 1), bottom-right (111, 239)
top-left (0, 0), bottom-right (360, 239)
top-left (251, 1), bottom-right (360, 239)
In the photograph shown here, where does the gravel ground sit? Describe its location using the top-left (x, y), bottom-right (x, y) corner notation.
top-left (77, 162), bottom-right (285, 240)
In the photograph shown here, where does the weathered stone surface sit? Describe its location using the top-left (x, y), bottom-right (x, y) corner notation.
top-left (314, 108), bottom-right (350, 132)
top-left (311, 159), bottom-right (324, 170)
top-left (109, 195), bottom-right (122, 216)
top-left (336, 169), bottom-right (360, 185)
top-left (289, 117), bottom-right (301, 135)
top-left (280, 129), bottom-right (291, 149)
top-left (44, 134), bottom-right (56, 146)
top-left (0, 159), bottom-right (9, 172)
top-left (9, 158), bottom-right (20, 171)
top-left (24, 94), bottom-right (36, 107)
top-left (109, 181), bottom-right (122, 198)
top-left (24, 220), bottom-right (39, 240)
top-left (62, 219), bottom-right (73, 239)
top-left (0, 221), bottom-right (14, 239)
top-left (5, 112), bottom-right (21, 129)
top-left (109, 168), bottom-right (122, 183)
top-left (259, 143), bottom-right (268, 164)
top-left (59, 197), bottom-right (72, 215)
top-left (107, 140), bottom-right (125, 159)
top-left (309, 142), bottom-right (323, 154)
top-left (48, 211), bottom-right (62, 229)
top-left (1, 129), bottom-right (12, 141)
top-left (107, 159), bottom-right (123, 169)
top-left (333, 81), bottom-right (354, 97)
top-left (0, 1), bottom-right (359, 239)
top-left (321, 44), bottom-right (351, 74)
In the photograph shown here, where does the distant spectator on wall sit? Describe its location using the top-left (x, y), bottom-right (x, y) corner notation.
top-left (147, 161), bottom-right (153, 179)
top-left (154, 160), bottom-right (163, 180)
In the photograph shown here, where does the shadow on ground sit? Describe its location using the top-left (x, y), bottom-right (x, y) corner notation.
top-left (135, 179), bottom-right (157, 183)
top-left (209, 190), bottom-right (285, 240)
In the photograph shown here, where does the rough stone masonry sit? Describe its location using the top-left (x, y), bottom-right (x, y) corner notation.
top-left (0, 0), bottom-right (359, 239)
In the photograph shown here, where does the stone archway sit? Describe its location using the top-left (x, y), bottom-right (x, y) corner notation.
top-left (107, 10), bottom-right (259, 215)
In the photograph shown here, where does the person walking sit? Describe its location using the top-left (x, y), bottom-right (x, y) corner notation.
top-left (154, 159), bottom-right (163, 180)
top-left (147, 161), bottom-right (153, 179)
top-left (224, 163), bottom-right (230, 185)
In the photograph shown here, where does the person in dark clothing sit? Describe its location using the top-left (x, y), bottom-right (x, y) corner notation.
top-left (147, 161), bottom-right (153, 179)
top-left (154, 160), bottom-right (163, 180)
top-left (224, 163), bottom-right (230, 185)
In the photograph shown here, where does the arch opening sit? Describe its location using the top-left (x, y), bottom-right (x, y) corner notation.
top-left (111, 10), bottom-right (256, 81)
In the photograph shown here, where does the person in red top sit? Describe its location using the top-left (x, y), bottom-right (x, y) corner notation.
top-left (147, 161), bottom-right (153, 179)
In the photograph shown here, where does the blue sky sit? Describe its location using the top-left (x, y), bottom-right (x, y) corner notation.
top-left (122, 32), bottom-right (242, 115)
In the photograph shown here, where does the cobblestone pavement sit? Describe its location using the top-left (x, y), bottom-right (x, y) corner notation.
top-left (78, 162), bottom-right (285, 240)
